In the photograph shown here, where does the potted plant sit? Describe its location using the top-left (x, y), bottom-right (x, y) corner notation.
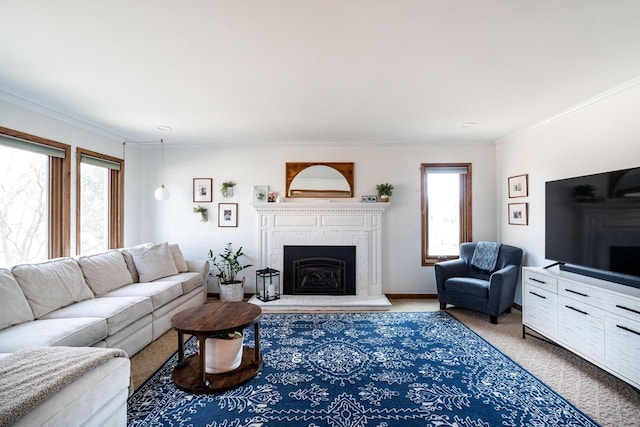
top-left (208, 243), bottom-right (252, 301)
top-left (193, 205), bottom-right (208, 222)
top-left (221, 181), bottom-right (236, 198)
top-left (376, 183), bottom-right (394, 202)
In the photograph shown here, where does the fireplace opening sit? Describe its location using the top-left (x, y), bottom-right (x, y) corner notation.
top-left (283, 246), bottom-right (356, 295)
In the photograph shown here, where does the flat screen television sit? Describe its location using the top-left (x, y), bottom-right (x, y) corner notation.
top-left (545, 166), bottom-right (640, 288)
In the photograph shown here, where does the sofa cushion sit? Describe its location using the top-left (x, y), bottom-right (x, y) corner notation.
top-left (41, 296), bottom-right (152, 336)
top-left (78, 250), bottom-right (134, 296)
top-left (129, 242), bottom-right (179, 283)
top-left (0, 317), bottom-right (107, 353)
top-left (445, 277), bottom-right (490, 298)
top-left (102, 281), bottom-right (183, 310)
top-left (12, 258), bottom-right (95, 319)
top-left (0, 268), bottom-right (34, 329)
top-left (154, 272), bottom-right (204, 295)
top-left (169, 243), bottom-right (189, 273)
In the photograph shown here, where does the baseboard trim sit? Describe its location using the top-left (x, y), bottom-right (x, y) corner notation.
top-left (386, 294), bottom-right (438, 300)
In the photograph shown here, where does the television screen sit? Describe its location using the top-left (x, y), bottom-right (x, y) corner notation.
top-left (545, 166), bottom-right (640, 286)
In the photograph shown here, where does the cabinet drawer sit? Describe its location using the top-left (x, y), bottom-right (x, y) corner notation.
top-left (524, 271), bottom-right (557, 293)
top-left (605, 314), bottom-right (640, 387)
top-left (558, 296), bottom-right (605, 363)
top-left (559, 280), bottom-right (604, 307)
top-left (606, 293), bottom-right (640, 324)
top-left (523, 284), bottom-right (557, 339)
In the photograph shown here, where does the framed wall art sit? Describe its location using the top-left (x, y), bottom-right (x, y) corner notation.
top-left (193, 178), bottom-right (213, 203)
top-left (508, 174), bottom-right (528, 198)
top-left (218, 203), bottom-right (238, 227)
top-left (508, 203), bottom-right (528, 225)
top-left (253, 185), bottom-right (269, 202)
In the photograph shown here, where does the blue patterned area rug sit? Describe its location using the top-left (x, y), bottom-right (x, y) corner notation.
top-left (128, 311), bottom-right (599, 426)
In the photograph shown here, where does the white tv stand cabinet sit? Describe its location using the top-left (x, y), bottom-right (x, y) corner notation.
top-left (522, 266), bottom-right (640, 390)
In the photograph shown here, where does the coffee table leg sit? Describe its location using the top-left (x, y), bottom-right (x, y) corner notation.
top-left (198, 336), bottom-right (208, 387)
top-left (253, 323), bottom-right (260, 363)
top-left (177, 331), bottom-right (184, 362)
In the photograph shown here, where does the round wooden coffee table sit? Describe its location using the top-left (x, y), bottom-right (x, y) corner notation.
top-left (171, 301), bottom-right (262, 393)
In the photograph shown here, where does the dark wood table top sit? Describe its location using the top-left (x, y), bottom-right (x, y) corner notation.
top-left (171, 302), bottom-right (262, 336)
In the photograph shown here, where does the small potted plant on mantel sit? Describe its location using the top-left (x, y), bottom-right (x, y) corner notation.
top-left (221, 181), bottom-right (236, 198)
top-left (376, 183), bottom-right (394, 202)
top-left (208, 243), bottom-right (252, 302)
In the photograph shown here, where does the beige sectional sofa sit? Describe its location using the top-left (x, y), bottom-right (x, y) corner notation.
top-left (0, 242), bottom-right (207, 426)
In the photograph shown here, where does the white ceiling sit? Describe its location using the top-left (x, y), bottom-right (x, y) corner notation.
top-left (1, 0), bottom-right (640, 146)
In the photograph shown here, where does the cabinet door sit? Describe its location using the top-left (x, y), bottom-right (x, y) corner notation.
top-left (605, 313), bottom-right (640, 388)
top-left (523, 284), bottom-right (558, 339)
top-left (558, 295), bottom-right (605, 364)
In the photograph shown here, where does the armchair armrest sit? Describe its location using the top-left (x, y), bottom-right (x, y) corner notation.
top-left (434, 258), bottom-right (467, 293)
top-left (487, 264), bottom-right (520, 313)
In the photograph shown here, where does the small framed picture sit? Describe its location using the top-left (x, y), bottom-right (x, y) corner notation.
top-left (218, 203), bottom-right (238, 227)
top-left (267, 191), bottom-right (278, 202)
top-left (193, 178), bottom-right (213, 203)
top-left (508, 203), bottom-right (528, 225)
top-left (253, 185), bottom-right (269, 202)
top-left (508, 174), bottom-right (528, 198)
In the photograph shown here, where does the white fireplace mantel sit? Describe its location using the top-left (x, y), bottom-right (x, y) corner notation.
top-left (251, 202), bottom-right (389, 298)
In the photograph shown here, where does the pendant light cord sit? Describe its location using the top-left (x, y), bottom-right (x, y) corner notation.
top-left (160, 139), bottom-right (164, 187)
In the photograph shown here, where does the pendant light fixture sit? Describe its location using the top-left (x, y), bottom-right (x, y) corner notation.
top-left (154, 139), bottom-right (170, 201)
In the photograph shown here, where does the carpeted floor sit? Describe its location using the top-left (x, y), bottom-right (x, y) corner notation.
top-left (129, 299), bottom-right (640, 426)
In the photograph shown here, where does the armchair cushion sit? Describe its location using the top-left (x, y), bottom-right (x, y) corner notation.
top-left (445, 277), bottom-right (489, 298)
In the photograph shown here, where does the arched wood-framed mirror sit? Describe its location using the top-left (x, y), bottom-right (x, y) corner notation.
top-left (286, 162), bottom-right (354, 198)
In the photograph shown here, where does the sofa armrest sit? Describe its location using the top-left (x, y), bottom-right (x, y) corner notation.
top-left (185, 259), bottom-right (209, 277)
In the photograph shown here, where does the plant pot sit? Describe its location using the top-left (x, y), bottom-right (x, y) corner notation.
top-left (219, 277), bottom-right (245, 302)
top-left (380, 195), bottom-right (390, 202)
top-left (200, 332), bottom-right (244, 374)
top-left (222, 187), bottom-right (233, 198)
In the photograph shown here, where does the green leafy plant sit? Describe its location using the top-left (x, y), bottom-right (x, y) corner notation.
top-left (376, 183), bottom-right (394, 197)
top-left (193, 205), bottom-right (208, 222)
top-left (208, 243), bottom-right (252, 283)
top-left (221, 181), bottom-right (236, 198)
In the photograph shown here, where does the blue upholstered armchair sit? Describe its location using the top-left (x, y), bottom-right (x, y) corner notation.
top-left (434, 242), bottom-right (523, 324)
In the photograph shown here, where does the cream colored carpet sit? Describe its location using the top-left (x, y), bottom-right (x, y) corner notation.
top-left (130, 299), bottom-right (640, 427)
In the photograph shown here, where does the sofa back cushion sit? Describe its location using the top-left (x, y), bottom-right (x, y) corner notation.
top-left (78, 250), bottom-right (134, 296)
top-left (12, 258), bottom-right (94, 318)
top-left (129, 242), bottom-right (179, 282)
top-left (169, 243), bottom-right (189, 273)
top-left (0, 268), bottom-right (34, 329)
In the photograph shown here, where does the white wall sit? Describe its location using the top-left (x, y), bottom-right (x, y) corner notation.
top-left (496, 82), bottom-right (640, 303)
top-left (140, 143), bottom-right (497, 293)
top-left (0, 98), bottom-right (497, 294)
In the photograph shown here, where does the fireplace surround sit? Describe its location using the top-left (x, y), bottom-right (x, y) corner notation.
top-left (250, 202), bottom-right (390, 309)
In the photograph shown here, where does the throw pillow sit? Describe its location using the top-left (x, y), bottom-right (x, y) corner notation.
top-left (0, 268), bottom-right (34, 329)
top-left (129, 242), bottom-right (179, 282)
top-left (12, 258), bottom-right (95, 319)
top-left (169, 243), bottom-right (189, 273)
top-left (78, 250), bottom-right (134, 296)
top-left (120, 243), bottom-right (152, 283)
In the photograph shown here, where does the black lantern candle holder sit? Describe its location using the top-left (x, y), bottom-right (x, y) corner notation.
top-left (255, 267), bottom-right (280, 302)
